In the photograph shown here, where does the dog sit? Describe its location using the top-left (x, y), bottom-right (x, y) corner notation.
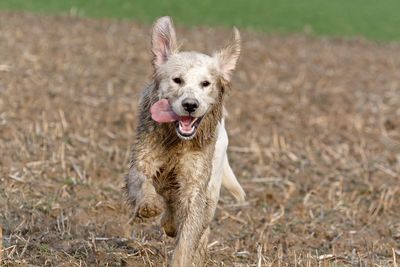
top-left (125, 16), bottom-right (245, 266)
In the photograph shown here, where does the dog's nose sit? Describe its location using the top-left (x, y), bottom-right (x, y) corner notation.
top-left (182, 98), bottom-right (199, 113)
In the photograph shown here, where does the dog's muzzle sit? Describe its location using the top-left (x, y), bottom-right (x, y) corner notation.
top-left (175, 115), bottom-right (204, 140)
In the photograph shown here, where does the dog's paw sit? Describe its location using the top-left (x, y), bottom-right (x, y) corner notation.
top-left (161, 211), bottom-right (177, 237)
top-left (163, 223), bottom-right (177, 237)
top-left (135, 194), bottom-right (165, 219)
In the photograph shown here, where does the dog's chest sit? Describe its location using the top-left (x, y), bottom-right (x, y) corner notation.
top-left (151, 144), bottom-right (214, 193)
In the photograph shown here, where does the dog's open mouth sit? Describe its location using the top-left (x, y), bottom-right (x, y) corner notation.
top-left (150, 99), bottom-right (203, 140)
top-left (175, 116), bottom-right (203, 139)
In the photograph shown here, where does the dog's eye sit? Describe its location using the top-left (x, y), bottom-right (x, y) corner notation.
top-left (201, 81), bottom-right (210, 87)
top-left (173, 77), bottom-right (183, 85)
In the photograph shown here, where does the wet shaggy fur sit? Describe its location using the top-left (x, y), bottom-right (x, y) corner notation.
top-left (124, 16), bottom-right (243, 266)
top-left (125, 81), bottom-right (224, 266)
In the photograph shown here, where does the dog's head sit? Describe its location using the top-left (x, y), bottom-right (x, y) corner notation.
top-left (150, 17), bottom-right (240, 140)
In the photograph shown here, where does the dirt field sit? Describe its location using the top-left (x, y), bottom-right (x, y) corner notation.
top-left (1, 12), bottom-right (399, 266)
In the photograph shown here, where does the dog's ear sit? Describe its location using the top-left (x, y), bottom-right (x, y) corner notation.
top-left (151, 16), bottom-right (177, 68)
top-left (214, 28), bottom-right (241, 81)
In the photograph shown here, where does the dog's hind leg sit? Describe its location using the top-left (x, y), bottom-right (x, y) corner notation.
top-left (161, 193), bottom-right (178, 237)
top-left (161, 205), bottom-right (177, 237)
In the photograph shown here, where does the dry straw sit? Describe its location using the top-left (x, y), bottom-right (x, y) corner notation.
top-left (0, 225), bottom-right (3, 264)
top-left (1, 12), bottom-right (399, 266)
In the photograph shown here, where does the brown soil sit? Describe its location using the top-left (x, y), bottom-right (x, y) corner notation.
top-left (1, 12), bottom-right (399, 266)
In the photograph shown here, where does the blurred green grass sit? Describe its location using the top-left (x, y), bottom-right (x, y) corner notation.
top-left (1, 0), bottom-right (400, 41)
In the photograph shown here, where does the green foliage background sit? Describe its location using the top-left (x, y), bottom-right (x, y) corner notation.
top-left (1, 0), bottom-right (400, 41)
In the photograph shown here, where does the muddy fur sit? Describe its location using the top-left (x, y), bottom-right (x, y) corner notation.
top-left (124, 16), bottom-right (244, 266)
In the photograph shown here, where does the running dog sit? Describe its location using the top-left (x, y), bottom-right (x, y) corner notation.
top-left (125, 16), bottom-right (245, 266)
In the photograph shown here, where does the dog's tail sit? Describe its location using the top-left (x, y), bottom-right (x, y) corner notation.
top-left (222, 155), bottom-right (246, 203)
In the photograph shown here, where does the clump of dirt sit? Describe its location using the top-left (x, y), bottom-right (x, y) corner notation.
top-left (0, 12), bottom-right (399, 266)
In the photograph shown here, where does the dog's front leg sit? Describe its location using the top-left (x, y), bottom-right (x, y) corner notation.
top-left (125, 149), bottom-right (165, 219)
top-left (171, 189), bottom-right (211, 267)
top-left (171, 153), bottom-right (215, 267)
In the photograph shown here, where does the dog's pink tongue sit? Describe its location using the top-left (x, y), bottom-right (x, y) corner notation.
top-left (150, 99), bottom-right (179, 123)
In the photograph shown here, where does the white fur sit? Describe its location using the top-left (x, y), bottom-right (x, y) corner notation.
top-left (157, 52), bottom-right (219, 118)
top-left (209, 119), bottom-right (245, 203)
